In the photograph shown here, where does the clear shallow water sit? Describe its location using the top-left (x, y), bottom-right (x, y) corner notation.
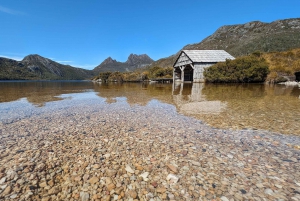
top-left (0, 81), bottom-right (300, 135)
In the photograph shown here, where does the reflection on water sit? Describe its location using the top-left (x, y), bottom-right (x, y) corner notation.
top-left (93, 82), bottom-right (173, 106)
top-left (0, 81), bottom-right (300, 135)
top-left (0, 81), bottom-right (174, 106)
top-left (173, 82), bottom-right (300, 135)
top-left (173, 82), bottom-right (227, 114)
top-left (0, 81), bottom-right (94, 106)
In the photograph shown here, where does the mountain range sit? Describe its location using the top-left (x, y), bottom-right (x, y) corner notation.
top-left (0, 54), bottom-right (154, 80)
top-left (150, 18), bottom-right (300, 68)
top-left (1, 18), bottom-right (300, 80)
top-left (93, 54), bottom-right (154, 73)
top-left (0, 55), bottom-right (94, 80)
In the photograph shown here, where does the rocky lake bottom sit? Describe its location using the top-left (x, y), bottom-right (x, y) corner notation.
top-left (0, 82), bottom-right (300, 201)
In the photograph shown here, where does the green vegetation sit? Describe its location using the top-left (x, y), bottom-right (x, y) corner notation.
top-left (93, 66), bottom-right (173, 82)
top-left (203, 48), bottom-right (300, 83)
top-left (203, 54), bottom-right (269, 83)
top-left (148, 66), bottom-right (173, 79)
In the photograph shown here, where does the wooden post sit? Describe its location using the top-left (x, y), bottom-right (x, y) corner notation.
top-left (180, 82), bottom-right (184, 95)
top-left (173, 68), bottom-right (175, 83)
top-left (190, 64), bottom-right (195, 82)
top-left (181, 66), bottom-right (185, 82)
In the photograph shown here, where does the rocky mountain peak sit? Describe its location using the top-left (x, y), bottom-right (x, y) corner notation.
top-left (22, 54), bottom-right (52, 67)
top-left (100, 57), bottom-right (117, 65)
top-left (23, 54), bottom-right (49, 62)
top-left (93, 53), bottom-right (154, 73)
top-left (0, 54), bottom-right (93, 80)
top-left (125, 54), bottom-right (154, 66)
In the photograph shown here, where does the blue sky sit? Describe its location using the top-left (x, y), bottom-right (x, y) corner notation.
top-left (0, 0), bottom-right (299, 69)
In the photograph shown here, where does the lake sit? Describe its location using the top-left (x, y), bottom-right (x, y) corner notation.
top-left (1, 81), bottom-right (300, 135)
top-left (1, 81), bottom-right (300, 200)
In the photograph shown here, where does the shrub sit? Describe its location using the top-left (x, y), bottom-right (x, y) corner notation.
top-left (97, 72), bottom-right (112, 82)
top-left (107, 72), bottom-right (124, 82)
top-left (252, 51), bottom-right (262, 57)
top-left (148, 66), bottom-right (173, 79)
top-left (94, 66), bottom-right (173, 82)
top-left (141, 72), bottom-right (149, 80)
top-left (204, 55), bottom-right (269, 83)
top-left (123, 72), bottom-right (142, 82)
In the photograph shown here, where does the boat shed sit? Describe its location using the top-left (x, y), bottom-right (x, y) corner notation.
top-left (173, 50), bottom-right (235, 82)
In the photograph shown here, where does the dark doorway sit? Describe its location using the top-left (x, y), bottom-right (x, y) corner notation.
top-left (295, 71), bottom-right (300, 81)
top-left (184, 65), bottom-right (194, 81)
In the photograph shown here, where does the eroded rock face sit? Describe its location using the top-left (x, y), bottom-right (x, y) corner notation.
top-left (0, 97), bottom-right (299, 200)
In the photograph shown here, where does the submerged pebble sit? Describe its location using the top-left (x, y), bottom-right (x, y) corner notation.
top-left (0, 92), bottom-right (299, 200)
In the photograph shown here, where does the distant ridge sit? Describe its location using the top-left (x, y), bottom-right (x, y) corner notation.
top-left (93, 53), bottom-right (154, 73)
top-left (151, 18), bottom-right (300, 68)
top-left (0, 54), bottom-right (94, 80)
top-left (0, 53), bottom-right (154, 80)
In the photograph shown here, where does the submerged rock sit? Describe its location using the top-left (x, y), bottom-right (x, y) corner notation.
top-left (0, 90), bottom-right (299, 201)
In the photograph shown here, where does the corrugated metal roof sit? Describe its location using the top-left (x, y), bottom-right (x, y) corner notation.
top-left (182, 50), bottom-right (235, 63)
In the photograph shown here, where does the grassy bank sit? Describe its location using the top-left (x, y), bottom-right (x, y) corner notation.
top-left (263, 48), bottom-right (300, 82)
top-left (93, 48), bottom-right (300, 83)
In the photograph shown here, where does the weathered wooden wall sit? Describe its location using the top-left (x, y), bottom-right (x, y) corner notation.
top-left (174, 52), bottom-right (192, 67)
top-left (193, 63), bottom-right (215, 82)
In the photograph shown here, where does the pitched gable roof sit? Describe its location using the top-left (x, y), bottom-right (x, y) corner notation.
top-left (173, 50), bottom-right (235, 67)
top-left (182, 50), bottom-right (235, 63)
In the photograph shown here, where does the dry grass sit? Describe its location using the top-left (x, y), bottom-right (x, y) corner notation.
top-left (263, 48), bottom-right (300, 75)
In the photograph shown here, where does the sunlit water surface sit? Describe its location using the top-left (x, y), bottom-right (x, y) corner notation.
top-left (0, 81), bottom-right (300, 135)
